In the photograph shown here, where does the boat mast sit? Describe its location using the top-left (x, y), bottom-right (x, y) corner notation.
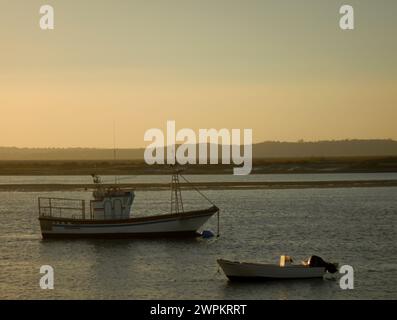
top-left (113, 120), bottom-right (118, 185)
top-left (170, 170), bottom-right (184, 214)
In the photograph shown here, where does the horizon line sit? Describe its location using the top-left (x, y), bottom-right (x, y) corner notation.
top-left (0, 138), bottom-right (396, 150)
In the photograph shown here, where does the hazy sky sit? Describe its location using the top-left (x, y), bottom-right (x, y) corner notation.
top-left (0, 0), bottom-right (396, 148)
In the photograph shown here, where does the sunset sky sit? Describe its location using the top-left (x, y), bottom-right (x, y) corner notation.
top-left (0, 0), bottom-right (396, 148)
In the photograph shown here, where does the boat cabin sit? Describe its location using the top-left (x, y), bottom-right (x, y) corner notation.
top-left (38, 187), bottom-right (135, 221)
top-left (92, 188), bottom-right (135, 220)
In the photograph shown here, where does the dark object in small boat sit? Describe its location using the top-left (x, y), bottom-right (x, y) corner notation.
top-left (306, 255), bottom-right (338, 273)
top-left (201, 230), bottom-right (215, 239)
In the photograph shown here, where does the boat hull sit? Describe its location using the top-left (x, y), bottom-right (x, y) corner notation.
top-left (39, 206), bottom-right (218, 239)
top-left (217, 259), bottom-right (325, 280)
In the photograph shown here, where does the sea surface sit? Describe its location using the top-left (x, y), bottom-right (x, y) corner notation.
top-left (1, 172), bottom-right (397, 184)
top-left (0, 173), bottom-right (396, 299)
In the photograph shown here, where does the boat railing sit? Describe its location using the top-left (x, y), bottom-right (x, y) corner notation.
top-left (38, 197), bottom-right (87, 219)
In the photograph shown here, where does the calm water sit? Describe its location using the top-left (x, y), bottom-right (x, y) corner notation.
top-left (1, 172), bottom-right (397, 185)
top-left (0, 175), bottom-right (396, 299)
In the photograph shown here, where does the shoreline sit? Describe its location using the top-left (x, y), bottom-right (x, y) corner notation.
top-left (1, 157), bottom-right (397, 176)
top-left (1, 180), bottom-right (397, 192)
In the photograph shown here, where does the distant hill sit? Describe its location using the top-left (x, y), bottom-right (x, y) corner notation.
top-left (0, 147), bottom-right (145, 161)
top-left (1, 139), bottom-right (397, 160)
top-left (252, 139), bottom-right (397, 158)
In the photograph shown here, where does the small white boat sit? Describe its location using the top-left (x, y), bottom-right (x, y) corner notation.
top-left (218, 256), bottom-right (337, 281)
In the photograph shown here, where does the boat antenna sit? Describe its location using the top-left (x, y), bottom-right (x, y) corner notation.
top-left (113, 120), bottom-right (118, 185)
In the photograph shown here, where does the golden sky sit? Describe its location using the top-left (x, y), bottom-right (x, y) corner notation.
top-left (0, 0), bottom-right (396, 148)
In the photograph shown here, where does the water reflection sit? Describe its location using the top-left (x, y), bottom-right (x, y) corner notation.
top-left (220, 277), bottom-right (334, 300)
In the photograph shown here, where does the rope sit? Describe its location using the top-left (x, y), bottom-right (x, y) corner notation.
top-left (179, 174), bottom-right (220, 237)
top-left (179, 174), bottom-right (217, 207)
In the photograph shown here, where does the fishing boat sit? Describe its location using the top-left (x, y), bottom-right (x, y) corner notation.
top-left (217, 255), bottom-right (338, 281)
top-left (38, 171), bottom-right (219, 239)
